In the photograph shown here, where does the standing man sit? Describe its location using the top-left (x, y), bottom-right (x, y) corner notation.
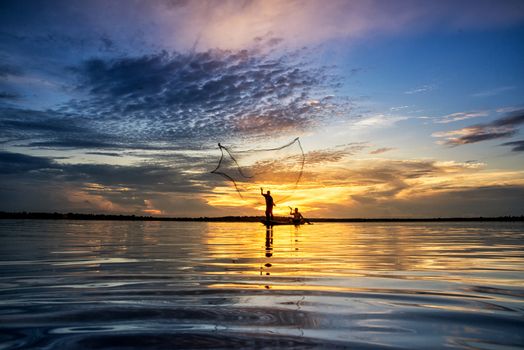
top-left (261, 187), bottom-right (276, 222)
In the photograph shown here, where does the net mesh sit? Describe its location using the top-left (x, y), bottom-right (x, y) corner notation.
top-left (211, 138), bottom-right (305, 205)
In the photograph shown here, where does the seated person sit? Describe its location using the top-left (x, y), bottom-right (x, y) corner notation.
top-left (290, 207), bottom-right (304, 224)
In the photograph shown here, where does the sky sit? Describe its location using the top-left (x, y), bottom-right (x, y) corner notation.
top-left (0, 0), bottom-right (523, 218)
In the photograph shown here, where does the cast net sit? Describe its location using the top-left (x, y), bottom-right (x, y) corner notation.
top-left (211, 137), bottom-right (305, 210)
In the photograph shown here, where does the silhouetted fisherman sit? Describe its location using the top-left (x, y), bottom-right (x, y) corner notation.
top-left (290, 207), bottom-right (304, 224)
top-left (260, 187), bottom-right (276, 221)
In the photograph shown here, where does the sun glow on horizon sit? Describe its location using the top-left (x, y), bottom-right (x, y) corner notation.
top-left (205, 159), bottom-right (524, 218)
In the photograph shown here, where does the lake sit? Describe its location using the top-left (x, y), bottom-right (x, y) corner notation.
top-left (0, 220), bottom-right (523, 349)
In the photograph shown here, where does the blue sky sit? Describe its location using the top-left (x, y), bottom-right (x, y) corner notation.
top-left (0, 0), bottom-right (523, 217)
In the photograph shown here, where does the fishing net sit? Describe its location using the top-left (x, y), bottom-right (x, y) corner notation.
top-left (211, 138), bottom-right (305, 208)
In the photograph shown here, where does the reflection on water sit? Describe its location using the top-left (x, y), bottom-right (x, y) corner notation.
top-left (0, 220), bottom-right (523, 349)
top-left (261, 227), bottom-right (273, 289)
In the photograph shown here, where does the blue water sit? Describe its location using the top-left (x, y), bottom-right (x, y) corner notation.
top-left (0, 220), bottom-right (523, 349)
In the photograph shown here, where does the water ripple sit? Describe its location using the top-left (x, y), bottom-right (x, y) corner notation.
top-left (0, 221), bottom-right (523, 349)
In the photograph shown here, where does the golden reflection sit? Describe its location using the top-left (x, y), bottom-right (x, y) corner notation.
top-left (203, 222), bottom-right (523, 291)
top-left (261, 226), bottom-right (273, 289)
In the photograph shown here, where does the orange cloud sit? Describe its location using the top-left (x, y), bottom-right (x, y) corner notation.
top-left (206, 157), bottom-right (524, 218)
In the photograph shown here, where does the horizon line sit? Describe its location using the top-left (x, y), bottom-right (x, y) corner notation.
top-left (1, 211), bottom-right (523, 222)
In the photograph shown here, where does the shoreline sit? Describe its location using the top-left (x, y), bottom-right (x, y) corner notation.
top-left (1, 212), bottom-right (523, 222)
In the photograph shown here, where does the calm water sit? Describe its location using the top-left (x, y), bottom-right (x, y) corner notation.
top-left (0, 220), bottom-right (523, 349)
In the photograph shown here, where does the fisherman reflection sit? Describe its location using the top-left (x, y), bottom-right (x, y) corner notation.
top-left (265, 226), bottom-right (273, 258)
top-left (261, 226), bottom-right (273, 289)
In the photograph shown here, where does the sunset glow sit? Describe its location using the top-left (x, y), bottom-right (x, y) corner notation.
top-left (0, 0), bottom-right (523, 217)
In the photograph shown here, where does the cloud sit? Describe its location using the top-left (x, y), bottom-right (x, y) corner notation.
top-left (2, 0), bottom-right (523, 58)
top-left (472, 86), bottom-right (516, 98)
top-left (301, 158), bottom-right (522, 217)
top-left (25, 139), bottom-right (123, 149)
top-left (353, 114), bottom-right (409, 129)
top-left (0, 150), bottom-right (222, 215)
top-left (390, 105), bottom-right (409, 111)
top-left (67, 48), bottom-right (344, 144)
top-left (0, 45), bottom-right (349, 151)
top-left (432, 109), bottom-right (524, 145)
top-left (305, 143), bottom-right (368, 165)
top-left (500, 140), bottom-right (524, 152)
top-left (0, 115), bottom-right (85, 134)
top-left (0, 63), bottom-right (23, 101)
top-left (404, 84), bottom-right (435, 95)
top-left (0, 107), bottom-right (86, 138)
top-left (0, 151), bottom-right (56, 174)
top-left (0, 62), bottom-right (23, 78)
top-left (491, 111), bottom-right (524, 127)
top-left (1, 0), bottom-right (523, 217)
top-left (496, 106), bottom-right (524, 113)
top-left (0, 107), bottom-right (119, 150)
top-left (436, 111), bottom-right (489, 124)
top-left (157, 0), bottom-right (524, 50)
top-left (208, 155), bottom-right (524, 217)
top-left (2, 149), bottom-right (523, 217)
top-left (0, 91), bottom-right (20, 100)
top-left (323, 185), bottom-right (524, 218)
top-left (85, 152), bottom-right (122, 157)
top-left (369, 147), bottom-right (395, 155)
top-left (0, 151), bottom-right (210, 189)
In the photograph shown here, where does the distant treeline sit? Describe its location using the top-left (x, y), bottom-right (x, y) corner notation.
top-left (1, 212), bottom-right (523, 222)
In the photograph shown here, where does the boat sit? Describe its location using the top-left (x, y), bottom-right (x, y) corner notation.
top-left (261, 219), bottom-right (305, 226)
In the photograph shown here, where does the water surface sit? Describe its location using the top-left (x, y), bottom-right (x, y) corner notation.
top-left (0, 220), bottom-right (523, 349)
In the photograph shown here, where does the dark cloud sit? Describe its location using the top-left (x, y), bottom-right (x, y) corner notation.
top-left (63, 163), bottom-right (195, 192)
top-left (1, 117), bottom-right (85, 133)
top-left (0, 62), bottom-right (23, 77)
top-left (0, 64), bottom-right (23, 102)
top-left (501, 140), bottom-right (524, 152)
top-left (23, 139), bottom-right (213, 151)
top-left (0, 106), bottom-right (191, 151)
top-left (0, 91), bottom-right (20, 100)
top-left (85, 151), bottom-right (122, 157)
top-left (25, 139), bottom-right (122, 149)
top-left (0, 150), bottom-right (219, 214)
top-left (326, 185), bottom-right (524, 218)
top-left (0, 150), bottom-right (210, 192)
top-left (0, 107), bottom-right (109, 149)
top-left (0, 151), bottom-right (56, 174)
top-left (68, 48), bottom-right (343, 144)
top-left (455, 129), bottom-right (516, 144)
top-left (1, 47), bottom-right (347, 152)
top-left (492, 111), bottom-right (524, 127)
top-left (433, 109), bottom-right (524, 146)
